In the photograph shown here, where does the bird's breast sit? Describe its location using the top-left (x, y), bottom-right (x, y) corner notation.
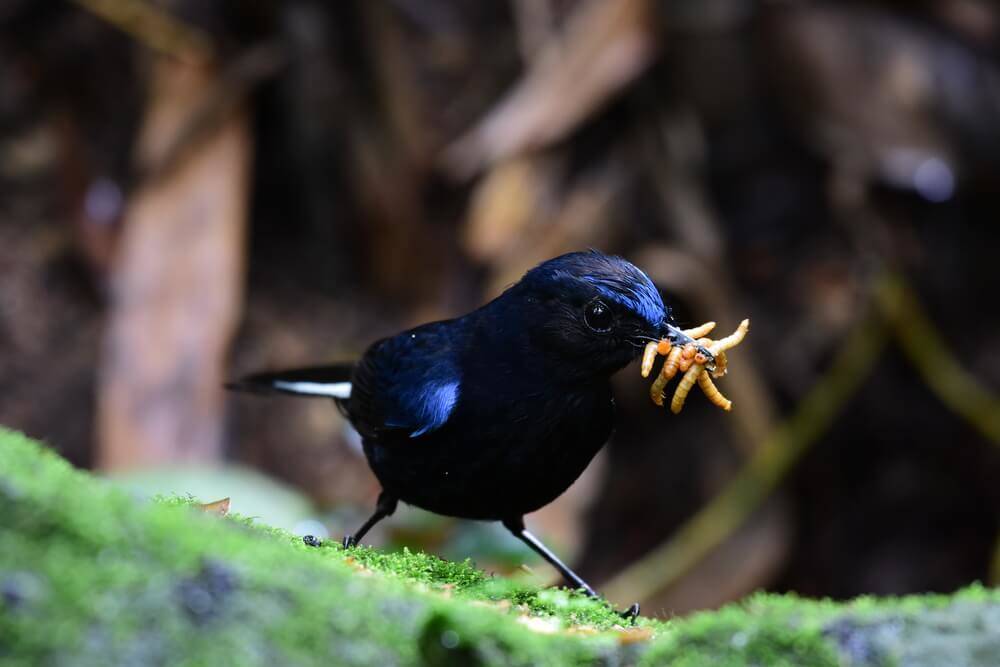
top-left (358, 330), bottom-right (619, 519)
top-left (367, 380), bottom-right (614, 519)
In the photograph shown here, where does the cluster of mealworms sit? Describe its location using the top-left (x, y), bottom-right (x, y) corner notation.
top-left (641, 319), bottom-right (750, 414)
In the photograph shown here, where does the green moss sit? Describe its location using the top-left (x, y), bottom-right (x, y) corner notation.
top-left (641, 588), bottom-right (1000, 667)
top-left (2, 426), bottom-right (999, 666)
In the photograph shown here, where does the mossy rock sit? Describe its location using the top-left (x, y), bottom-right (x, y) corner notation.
top-left (1, 427), bottom-right (998, 666)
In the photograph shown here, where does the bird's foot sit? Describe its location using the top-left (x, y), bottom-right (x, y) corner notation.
top-left (618, 602), bottom-right (640, 624)
top-left (342, 535), bottom-right (357, 549)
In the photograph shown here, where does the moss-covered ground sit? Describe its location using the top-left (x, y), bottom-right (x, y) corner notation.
top-left (2, 426), bottom-right (998, 666)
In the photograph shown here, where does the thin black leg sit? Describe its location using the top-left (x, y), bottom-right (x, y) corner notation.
top-left (502, 516), bottom-right (640, 622)
top-left (503, 517), bottom-right (597, 596)
top-left (343, 491), bottom-right (398, 548)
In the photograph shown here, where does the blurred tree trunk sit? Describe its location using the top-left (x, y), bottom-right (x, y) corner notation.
top-left (96, 55), bottom-right (250, 469)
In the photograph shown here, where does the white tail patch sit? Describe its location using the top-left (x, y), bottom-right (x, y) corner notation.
top-left (273, 380), bottom-right (352, 399)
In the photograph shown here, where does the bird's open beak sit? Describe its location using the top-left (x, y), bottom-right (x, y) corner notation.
top-left (662, 321), bottom-right (717, 371)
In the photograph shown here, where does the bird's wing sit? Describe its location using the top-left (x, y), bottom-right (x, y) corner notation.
top-left (227, 364), bottom-right (355, 399)
top-left (349, 321), bottom-right (462, 440)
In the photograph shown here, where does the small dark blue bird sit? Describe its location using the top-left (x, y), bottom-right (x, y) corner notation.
top-left (231, 250), bottom-right (709, 615)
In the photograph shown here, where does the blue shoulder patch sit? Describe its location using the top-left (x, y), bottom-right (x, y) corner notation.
top-left (387, 379), bottom-right (460, 438)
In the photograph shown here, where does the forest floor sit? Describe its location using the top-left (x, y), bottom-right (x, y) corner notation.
top-left (1, 426), bottom-right (998, 666)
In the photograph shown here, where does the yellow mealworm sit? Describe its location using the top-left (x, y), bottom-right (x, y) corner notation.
top-left (661, 346), bottom-right (682, 380)
top-left (709, 319), bottom-right (750, 354)
top-left (641, 317), bottom-right (749, 413)
top-left (697, 372), bottom-right (731, 411)
top-left (684, 322), bottom-right (716, 339)
top-left (649, 377), bottom-right (666, 406)
top-left (693, 337), bottom-right (712, 366)
top-left (671, 364), bottom-right (703, 414)
top-left (650, 346), bottom-right (682, 405)
top-left (641, 341), bottom-right (658, 378)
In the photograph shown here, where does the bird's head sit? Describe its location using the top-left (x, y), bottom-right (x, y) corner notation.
top-left (510, 251), bottom-right (698, 377)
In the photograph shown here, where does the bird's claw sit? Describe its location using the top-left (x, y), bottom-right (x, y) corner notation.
top-left (342, 535), bottom-right (358, 549)
top-left (619, 602), bottom-right (640, 623)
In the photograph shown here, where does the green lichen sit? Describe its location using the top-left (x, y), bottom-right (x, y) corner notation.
top-left (2, 426), bottom-right (998, 666)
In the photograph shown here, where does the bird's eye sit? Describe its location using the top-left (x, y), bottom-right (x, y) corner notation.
top-left (584, 299), bottom-right (613, 333)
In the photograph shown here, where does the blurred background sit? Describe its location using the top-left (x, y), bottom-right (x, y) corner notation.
top-left (1, 0), bottom-right (999, 616)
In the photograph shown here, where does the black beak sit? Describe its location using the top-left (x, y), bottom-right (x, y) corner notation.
top-left (662, 321), bottom-right (695, 347)
top-left (661, 321), bottom-right (717, 371)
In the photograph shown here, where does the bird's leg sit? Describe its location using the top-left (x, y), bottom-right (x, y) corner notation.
top-left (502, 517), bottom-right (640, 622)
top-left (503, 517), bottom-right (597, 596)
top-left (343, 491), bottom-right (398, 548)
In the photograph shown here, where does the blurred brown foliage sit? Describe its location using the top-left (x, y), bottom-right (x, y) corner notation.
top-left (1, 0), bottom-right (999, 614)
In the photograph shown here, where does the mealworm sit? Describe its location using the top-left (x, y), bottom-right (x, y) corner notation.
top-left (671, 364), bottom-right (703, 414)
top-left (693, 337), bottom-right (713, 366)
top-left (697, 372), bottom-right (731, 411)
top-left (650, 346), bottom-right (683, 405)
top-left (709, 319), bottom-right (750, 355)
top-left (684, 322), bottom-right (716, 339)
top-left (641, 341), bottom-right (658, 378)
top-left (642, 318), bottom-right (749, 414)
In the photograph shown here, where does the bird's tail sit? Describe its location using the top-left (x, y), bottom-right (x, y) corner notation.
top-left (226, 364), bottom-right (355, 400)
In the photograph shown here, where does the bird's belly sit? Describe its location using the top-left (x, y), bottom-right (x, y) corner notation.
top-left (364, 388), bottom-right (614, 520)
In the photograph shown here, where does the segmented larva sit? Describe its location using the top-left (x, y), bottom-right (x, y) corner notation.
top-left (650, 346), bottom-right (683, 406)
top-left (697, 371), bottom-right (731, 411)
top-left (641, 341), bottom-right (658, 378)
top-left (671, 364), bottom-right (703, 414)
top-left (641, 318), bottom-right (750, 414)
top-left (677, 344), bottom-right (697, 372)
top-left (685, 322), bottom-right (717, 339)
top-left (708, 319), bottom-right (749, 356)
top-left (642, 323), bottom-right (715, 380)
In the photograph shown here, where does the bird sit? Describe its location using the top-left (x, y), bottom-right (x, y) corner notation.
top-left (229, 250), bottom-right (710, 617)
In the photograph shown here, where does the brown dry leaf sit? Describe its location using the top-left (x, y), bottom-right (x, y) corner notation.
top-left (486, 164), bottom-right (620, 295)
top-left (463, 156), bottom-right (552, 262)
top-left (442, 0), bottom-right (655, 176)
top-left (195, 497), bottom-right (231, 516)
